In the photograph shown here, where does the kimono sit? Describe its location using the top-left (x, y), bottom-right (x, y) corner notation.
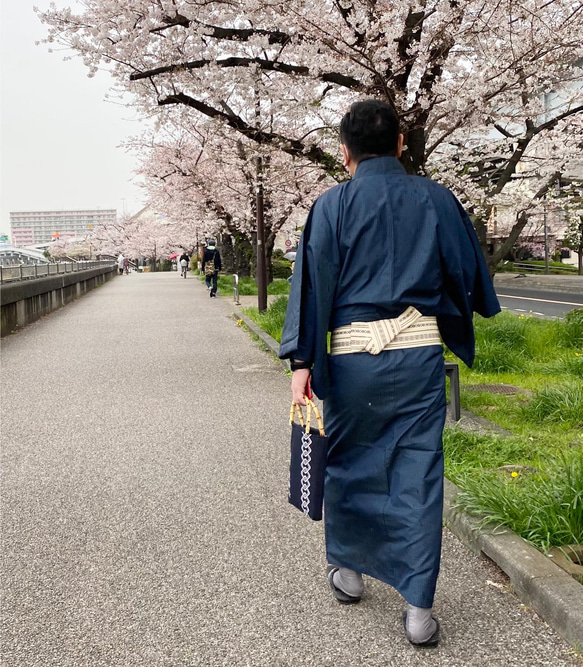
top-left (280, 156), bottom-right (500, 608)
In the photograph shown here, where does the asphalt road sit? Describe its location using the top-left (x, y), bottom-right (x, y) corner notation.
top-left (1, 273), bottom-right (579, 666)
top-left (494, 274), bottom-right (583, 318)
top-left (495, 287), bottom-right (583, 318)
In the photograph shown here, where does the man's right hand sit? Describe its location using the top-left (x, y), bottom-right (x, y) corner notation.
top-left (291, 368), bottom-right (311, 406)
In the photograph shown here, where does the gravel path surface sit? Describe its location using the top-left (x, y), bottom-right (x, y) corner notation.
top-left (1, 273), bottom-right (580, 667)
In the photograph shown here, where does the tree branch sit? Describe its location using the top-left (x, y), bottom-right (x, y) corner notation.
top-left (129, 56), bottom-right (361, 89)
top-left (150, 15), bottom-right (291, 46)
top-left (490, 104), bottom-right (583, 196)
top-left (489, 172), bottom-right (561, 267)
top-left (157, 92), bottom-right (345, 177)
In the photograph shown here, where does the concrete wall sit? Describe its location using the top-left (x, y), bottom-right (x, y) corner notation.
top-left (1, 265), bottom-right (117, 337)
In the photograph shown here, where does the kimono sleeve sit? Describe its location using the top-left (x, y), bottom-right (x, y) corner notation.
top-left (279, 196), bottom-right (340, 398)
top-left (436, 189), bottom-right (500, 366)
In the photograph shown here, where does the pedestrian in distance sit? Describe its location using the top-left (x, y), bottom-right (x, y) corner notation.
top-left (202, 240), bottom-right (221, 297)
top-left (117, 253), bottom-right (124, 276)
top-left (123, 257), bottom-right (130, 275)
top-left (179, 250), bottom-right (190, 278)
top-left (279, 100), bottom-right (500, 648)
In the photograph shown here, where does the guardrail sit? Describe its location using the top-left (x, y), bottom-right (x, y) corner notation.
top-left (510, 262), bottom-right (578, 274)
top-left (0, 261), bottom-right (116, 284)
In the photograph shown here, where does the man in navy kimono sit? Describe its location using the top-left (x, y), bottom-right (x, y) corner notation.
top-left (279, 100), bottom-right (500, 647)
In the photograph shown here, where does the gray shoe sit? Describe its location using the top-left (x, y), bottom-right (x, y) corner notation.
top-left (326, 566), bottom-right (361, 605)
top-left (402, 612), bottom-right (440, 648)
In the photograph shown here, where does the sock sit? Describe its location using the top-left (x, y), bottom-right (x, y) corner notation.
top-left (406, 604), bottom-right (437, 643)
top-left (333, 567), bottom-right (364, 598)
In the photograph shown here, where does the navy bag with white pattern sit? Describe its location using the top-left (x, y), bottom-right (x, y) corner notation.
top-left (289, 399), bottom-right (328, 521)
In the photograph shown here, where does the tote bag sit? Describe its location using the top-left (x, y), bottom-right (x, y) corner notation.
top-left (288, 399), bottom-right (328, 521)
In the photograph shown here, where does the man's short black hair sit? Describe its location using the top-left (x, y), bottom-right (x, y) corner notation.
top-left (340, 100), bottom-right (400, 163)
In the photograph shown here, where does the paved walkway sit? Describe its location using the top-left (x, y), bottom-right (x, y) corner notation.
top-left (1, 273), bottom-right (579, 666)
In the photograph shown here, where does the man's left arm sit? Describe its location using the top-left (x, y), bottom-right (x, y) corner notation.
top-left (437, 190), bottom-right (500, 319)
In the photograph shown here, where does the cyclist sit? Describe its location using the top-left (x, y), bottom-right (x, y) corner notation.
top-left (179, 251), bottom-right (190, 278)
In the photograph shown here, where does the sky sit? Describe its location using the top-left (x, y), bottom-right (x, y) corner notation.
top-left (0, 1), bottom-right (147, 239)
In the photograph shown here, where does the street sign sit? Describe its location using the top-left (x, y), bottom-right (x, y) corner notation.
top-left (285, 239), bottom-right (292, 248)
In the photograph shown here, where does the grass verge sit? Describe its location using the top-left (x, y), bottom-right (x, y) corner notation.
top-left (241, 298), bottom-right (583, 550)
top-left (203, 273), bottom-right (290, 296)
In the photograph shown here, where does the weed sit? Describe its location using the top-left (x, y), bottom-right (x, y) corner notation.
top-left (454, 450), bottom-right (583, 552)
top-left (522, 382), bottom-right (583, 426)
top-left (242, 296), bottom-right (289, 343)
top-left (556, 309), bottom-right (583, 350)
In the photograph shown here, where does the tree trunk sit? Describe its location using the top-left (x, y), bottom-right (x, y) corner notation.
top-left (401, 126), bottom-right (426, 175)
top-left (486, 211), bottom-right (530, 275)
top-left (264, 229), bottom-right (275, 284)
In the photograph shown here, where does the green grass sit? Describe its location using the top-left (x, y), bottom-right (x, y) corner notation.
top-left (242, 296), bottom-right (289, 342)
top-left (240, 297), bottom-right (583, 549)
top-left (447, 440), bottom-right (583, 552)
top-left (200, 272), bottom-right (290, 297)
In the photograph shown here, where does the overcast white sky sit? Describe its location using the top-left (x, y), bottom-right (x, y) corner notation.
top-left (0, 1), bottom-right (146, 238)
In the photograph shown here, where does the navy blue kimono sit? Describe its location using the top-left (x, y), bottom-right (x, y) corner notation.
top-left (280, 156), bottom-right (500, 608)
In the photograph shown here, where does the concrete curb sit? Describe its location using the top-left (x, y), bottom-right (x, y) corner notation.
top-left (444, 480), bottom-right (583, 648)
top-left (233, 310), bottom-right (290, 371)
top-left (234, 306), bottom-right (583, 649)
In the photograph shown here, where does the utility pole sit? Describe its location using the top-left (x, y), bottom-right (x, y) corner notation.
top-left (256, 155), bottom-right (268, 312)
top-left (254, 74), bottom-right (267, 312)
top-left (543, 206), bottom-right (550, 275)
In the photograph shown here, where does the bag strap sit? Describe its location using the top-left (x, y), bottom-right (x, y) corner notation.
top-left (290, 398), bottom-right (325, 437)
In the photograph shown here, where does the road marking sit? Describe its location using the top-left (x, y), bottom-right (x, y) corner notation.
top-left (533, 312), bottom-right (544, 316)
top-left (497, 293), bottom-right (583, 307)
top-left (515, 308), bottom-right (527, 312)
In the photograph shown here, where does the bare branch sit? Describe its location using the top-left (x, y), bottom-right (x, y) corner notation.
top-left (157, 92), bottom-right (344, 176)
top-left (129, 56), bottom-right (362, 90)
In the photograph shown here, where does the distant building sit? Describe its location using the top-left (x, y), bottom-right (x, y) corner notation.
top-left (10, 209), bottom-right (117, 245)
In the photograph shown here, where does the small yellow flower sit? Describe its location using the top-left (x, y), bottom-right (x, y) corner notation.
top-left (576, 353), bottom-right (580, 357)
top-left (237, 318), bottom-right (243, 326)
top-left (511, 471), bottom-right (518, 478)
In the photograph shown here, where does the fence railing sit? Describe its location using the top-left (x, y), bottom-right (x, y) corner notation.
top-left (505, 262), bottom-right (579, 274)
top-left (0, 261), bottom-right (117, 284)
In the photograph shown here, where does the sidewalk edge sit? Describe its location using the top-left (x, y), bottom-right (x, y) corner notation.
top-left (444, 479), bottom-right (583, 648)
top-left (233, 311), bottom-right (290, 371)
top-left (235, 308), bottom-right (583, 649)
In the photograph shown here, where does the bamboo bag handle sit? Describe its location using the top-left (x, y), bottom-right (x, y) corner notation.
top-left (290, 398), bottom-right (326, 437)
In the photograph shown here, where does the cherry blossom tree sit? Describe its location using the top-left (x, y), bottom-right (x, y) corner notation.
top-left (134, 112), bottom-right (330, 277)
top-left (39, 1), bottom-right (583, 271)
top-left (87, 208), bottom-right (196, 268)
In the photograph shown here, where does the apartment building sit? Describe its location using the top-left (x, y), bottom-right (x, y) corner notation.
top-left (10, 209), bottom-right (117, 246)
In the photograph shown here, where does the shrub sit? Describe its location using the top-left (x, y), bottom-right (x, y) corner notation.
top-left (272, 258), bottom-right (292, 279)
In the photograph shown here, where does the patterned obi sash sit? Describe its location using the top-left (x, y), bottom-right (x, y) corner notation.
top-left (329, 306), bottom-right (441, 356)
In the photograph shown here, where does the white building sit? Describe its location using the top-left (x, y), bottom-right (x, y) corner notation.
top-left (10, 209), bottom-right (117, 245)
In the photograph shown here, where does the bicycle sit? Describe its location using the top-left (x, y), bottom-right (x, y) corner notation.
top-left (180, 260), bottom-right (188, 278)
